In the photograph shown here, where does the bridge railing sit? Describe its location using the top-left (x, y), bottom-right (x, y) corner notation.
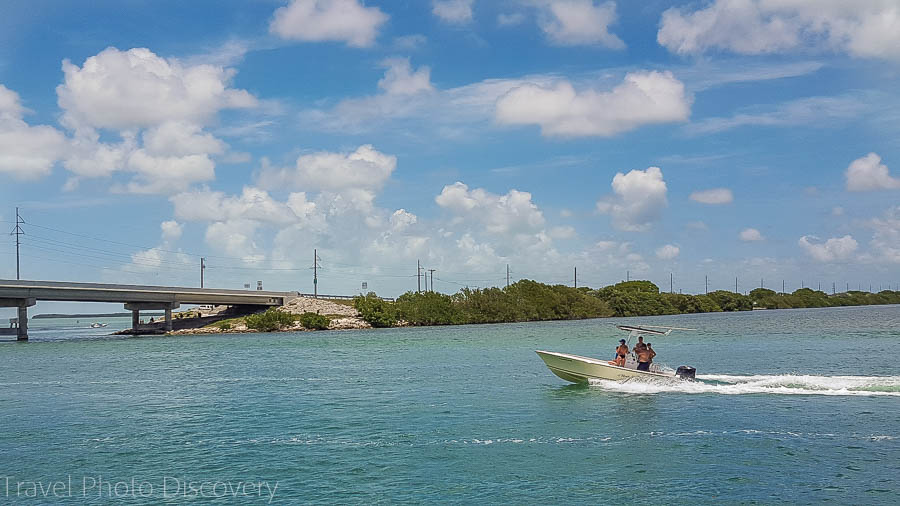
top-left (298, 293), bottom-right (395, 302)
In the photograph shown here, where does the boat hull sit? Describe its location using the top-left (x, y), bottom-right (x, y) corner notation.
top-left (535, 350), bottom-right (673, 383)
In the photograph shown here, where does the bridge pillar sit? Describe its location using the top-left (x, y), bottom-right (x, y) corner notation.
top-left (0, 298), bottom-right (35, 341)
top-left (124, 302), bottom-right (180, 333)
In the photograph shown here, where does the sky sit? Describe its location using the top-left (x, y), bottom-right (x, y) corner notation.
top-left (2, 0), bottom-right (900, 315)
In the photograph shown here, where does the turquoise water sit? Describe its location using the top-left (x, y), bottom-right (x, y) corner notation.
top-left (2, 305), bottom-right (899, 504)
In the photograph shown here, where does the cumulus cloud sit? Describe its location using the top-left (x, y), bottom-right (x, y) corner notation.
top-left (798, 235), bottom-right (858, 262)
top-left (160, 220), bottom-right (184, 241)
top-left (258, 144), bottom-right (396, 192)
top-left (0, 84), bottom-right (69, 179)
top-left (538, 0), bottom-right (624, 48)
top-left (596, 166), bottom-right (668, 231)
top-left (57, 47), bottom-right (256, 130)
top-left (845, 153), bottom-right (900, 192)
top-left (739, 228), bottom-right (764, 241)
top-left (690, 187), bottom-right (733, 204)
top-left (269, 0), bottom-right (388, 48)
top-left (868, 207), bottom-right (900, 264)
top-left (433, 0), bottom-right (474, 24)
top-left (655, 244), bottom-right (680, 260)
top-left (53, 47), bottom-right (257, 193)
top-left (495, 71), bottom-right (691, 137)
top-left (377, 58), bottom-right (434, 95)
top-left (436, 182), bottom-right (546, 235)
top-left (658, 0), bottom-right (900, 61)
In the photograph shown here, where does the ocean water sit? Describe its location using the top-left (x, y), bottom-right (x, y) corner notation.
top-left (1, 305), bottom-right (899, 504)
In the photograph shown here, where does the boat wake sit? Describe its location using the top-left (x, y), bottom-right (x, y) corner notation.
top-left (588, 373), bottom-right (900, 396)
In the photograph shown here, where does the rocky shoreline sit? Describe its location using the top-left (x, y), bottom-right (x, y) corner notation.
top-left (163, 296), bottom-right (373, 336)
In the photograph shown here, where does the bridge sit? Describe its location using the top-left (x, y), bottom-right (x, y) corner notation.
top-left (0, 279), bottom-right (298, 340)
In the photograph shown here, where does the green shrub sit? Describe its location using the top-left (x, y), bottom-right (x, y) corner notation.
top-left (298, 312), bottom-right (331, 330)
top-left (245, 309), bottom-right (295, 332)
top-left (354, 293), bottom-right (397, 327)
top-left (213, 320), bottom-right (233, 331)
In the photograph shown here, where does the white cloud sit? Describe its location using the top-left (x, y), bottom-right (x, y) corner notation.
top-left (436, 182), bottom-right (546, 235)
top-left (377, 58), bottom-right (434, 95)
top-left (495, 71), bottom-right (691, 137)
top-left (121, 150), bottom-right (215, 194)
top-left (205, 220), bottom-right (265, 264)
top-left (57, 47), bottom-right (256, 131)
top-left (798, 234), bottom-right (858, 262)
top-left (258, 144), bottom-right (396, 192)
top-left (686, 221), bottom-right (708, 231)
top-left (549, 226), bottom-right (576, 239)
top-left (0, 84), bottom-right (69, 179)
top-left (498, 12), bottom-right (526, 27)
top-left (690, 187), bottom-right (733, 204)
top-left (658, 0), bottom-right (900, 61)
top-left (269, 0), bottom-right (388, 48)
top-left (655, 244), bottom-right (680, 260)
top-left (538, 0), bottom-right (624, 48)
top-left (596, 166), bottom-right (668, 231)
top-left (393, 34), bottom-right (427, 50)
top-left (160, 220), bottom-right (183, 241)
top-left (845, 152), bottom-right (900, 192)
top-left (142, 121), bottom-right (226, 157)
top-left (433, 0), bottom-right (475, 24)
top-left (868, 207), bottom-right (900, 264)
top-left (739, 227), bottom-right (764, 241)
top-left (687, 94), bottom-right (869, 135)
top-left (172, 187), bottom-right (311, 225)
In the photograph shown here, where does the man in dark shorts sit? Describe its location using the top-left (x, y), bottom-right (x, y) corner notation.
top-left (636, 343), bottom-right (655, 371)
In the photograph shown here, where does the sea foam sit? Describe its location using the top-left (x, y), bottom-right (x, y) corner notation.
top-left (588, 373), bottom-right (900, 396)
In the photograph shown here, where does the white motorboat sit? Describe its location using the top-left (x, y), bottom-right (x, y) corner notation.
top-left (536, 325), bottom-right (697, 383)
top-left (90, 322), bottom-right (108, 328)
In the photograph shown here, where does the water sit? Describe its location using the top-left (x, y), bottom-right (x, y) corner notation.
top-left (1, 306), bottom-right (899, 504)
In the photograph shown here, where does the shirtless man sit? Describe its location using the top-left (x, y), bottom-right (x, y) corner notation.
top-left (636, 342), bottom-right (656, 371)
top-left (613, 339), bottom-right (629, 367)
top-left (633, 336), bottom-right (647, 353)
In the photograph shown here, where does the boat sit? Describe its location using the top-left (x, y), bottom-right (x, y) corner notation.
top-left (536, 324), bottom-right (697, 383)
top-left (90, 322), bottom-right (108, 328)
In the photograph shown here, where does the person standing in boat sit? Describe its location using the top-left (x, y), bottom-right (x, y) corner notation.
top-left (636, 342), bottom-right (655, 371)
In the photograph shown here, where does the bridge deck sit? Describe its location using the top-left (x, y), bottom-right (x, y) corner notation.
top-left (0, 279), bottom-right (296, 306)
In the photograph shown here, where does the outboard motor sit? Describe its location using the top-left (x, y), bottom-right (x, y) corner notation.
top-left (675, 366), bottom-right (696, 380)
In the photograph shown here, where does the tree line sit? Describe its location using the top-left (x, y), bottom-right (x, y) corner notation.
top-left (353, 279), bottom-right (900, 327)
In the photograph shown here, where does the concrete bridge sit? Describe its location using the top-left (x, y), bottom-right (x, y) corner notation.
top-left (0, 279), bottom-right (298, 340)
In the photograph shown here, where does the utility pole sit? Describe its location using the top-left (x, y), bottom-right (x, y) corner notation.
top-left (574, 266), bottom-right (577, 288)
top-left (735, 276), bottom-right (738, 293)
top-left (671, 273), bottom-right (674, 294)
top-left (626, 270), bottom-right (630, 282)
top-left (417, 260), bottom-right (422, 293)
top-left (833, 282), bottom-right (836, 295)
top-left (705, 275), bottom-right (708, 295)
top-left (313, 249), bottom-right (320, 298)
top-left (506, 264), bottom-right (510, 288)
top-left (761, 278), bottom-right (764, 289)
top-left (10, 207), bottom-right (24, 280)
top-left (200, 257), bottom-right (205, 288)
top-left (428, 269), bottom-right (436, 292)
top-left (782, 279), bottom-right (785, 295)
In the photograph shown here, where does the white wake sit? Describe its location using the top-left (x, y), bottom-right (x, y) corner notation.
top-left (588, 373), bottom-right (900, 396)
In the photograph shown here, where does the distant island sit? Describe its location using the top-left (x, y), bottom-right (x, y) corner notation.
top-left (34, 312), bottom-right (165, 319)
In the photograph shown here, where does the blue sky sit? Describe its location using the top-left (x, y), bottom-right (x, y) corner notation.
top-left (2, 0), bottom-right (900, 314)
